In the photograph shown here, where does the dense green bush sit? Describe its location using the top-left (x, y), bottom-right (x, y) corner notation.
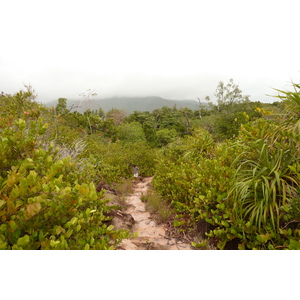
top-left (81, 136), bottom-right (157, 183)
top-left (0, 90), bottom-right (130, 250)
top-left (153, 130), bottom-right (239, 236)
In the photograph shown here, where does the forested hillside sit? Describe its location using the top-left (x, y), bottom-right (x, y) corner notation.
top-left (1, 79), bottom-right (299, 250)
top-left (46, 96), bottom-right (204, 114)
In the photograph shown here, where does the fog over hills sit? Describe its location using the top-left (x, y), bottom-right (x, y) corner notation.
top-left (45, 96), bottom-right (208, 114)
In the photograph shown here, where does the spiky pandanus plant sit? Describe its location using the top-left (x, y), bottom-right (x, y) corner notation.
top-left (229, 82), bottom-right (300, 236)
top-left (273, 82), bottom-right (300, 135)
top-left (230, 139), bottom-right (298, 232)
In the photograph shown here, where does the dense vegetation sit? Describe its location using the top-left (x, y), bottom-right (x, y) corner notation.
top-left (153, 82), bottom-right (300, 249)
top-left (1, 79), bottom-right (299, 249)
top-left (0, 87), bottom-right (156, 249)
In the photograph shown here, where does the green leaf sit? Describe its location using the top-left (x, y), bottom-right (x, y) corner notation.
top-left (107, 225), bottom-right (114, 231)
top-left (50, 240), bottom-right (60, 247)
top-left (55, 226), bottom-right (65, 235)
top-left (26, 203), bottom-right (41, 217)
top-left (217, 240), bottom-right (227, 250)
top-left (8, 220), bottom-right (18, 231)
top-left (257, 234), bottom-right (271, 243)
top-left (66, 230), bottom-right (73, 238)
top-left (256, 235), bottom-right (263, 242)
top-left (238, 243), bottom-right (245, 250)
top-left (174, 220), bottom-right (185, 227)
top-left (12, 245), bottom-right (23, 250)
top-left (42, 184), bottom-right (49, 192)
top-left (27, 170), bottom-right (37, 185)
top-left (245, 222), bottom-right (251, 228)
top-left (70, 217), bottom-right (78, 226)
top-left (0, 200), bottom-right (6, 209)
top-left (0, 241), bottom-right (8, 250)
top-left (17, 235), bottom-right (30, 247)
top-left (0, 224), bottom-right (7, 232)
top-left (39, 230), bottom-right (44, 241)
top-left (230, 228), bottom-right (237, 235)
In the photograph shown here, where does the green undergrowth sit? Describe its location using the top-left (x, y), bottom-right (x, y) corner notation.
top-left (0, 89), bottom-right (133, 249)
top-left (152, 82), bottom-right (300, 250)
top-left (141, 187), bottom-right (174, 224)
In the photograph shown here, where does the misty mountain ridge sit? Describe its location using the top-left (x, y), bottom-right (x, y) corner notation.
top-left (45, 96), bottom-right (209, 114)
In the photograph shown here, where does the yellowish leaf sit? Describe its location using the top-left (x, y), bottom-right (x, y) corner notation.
top-left (26, 203), bottom-right (41, 217)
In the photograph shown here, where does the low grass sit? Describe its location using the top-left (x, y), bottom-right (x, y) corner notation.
top-left (141, 189), bottom-right (173, 223)
top-left (115, 178), bottom-right (134, 205)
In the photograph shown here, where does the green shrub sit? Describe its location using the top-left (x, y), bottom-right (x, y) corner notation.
top-left (153, 131), bottom-right (238, 238)
top-left (0, 90), bottom-right (130, 250)
top-left (81, 137), bottom-right (157, 183)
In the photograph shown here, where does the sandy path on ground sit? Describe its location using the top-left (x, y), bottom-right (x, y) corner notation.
top-left (118, 177), bottom-right (194, 250)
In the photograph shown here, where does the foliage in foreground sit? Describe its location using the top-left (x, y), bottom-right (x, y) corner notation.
top-left (0, 90), bottom-right (131, 249)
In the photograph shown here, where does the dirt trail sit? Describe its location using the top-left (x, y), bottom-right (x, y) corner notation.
top-left (118, 177), bottom-right (194, 250)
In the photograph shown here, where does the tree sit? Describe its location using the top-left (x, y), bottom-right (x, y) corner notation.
top-left (178, 108), bottom-right (193, 135)
top-left (97, 107), bottom-right (106, 120)
top-left (106, 108), bottom-right (127, 126)
top-left (156, 128), bottom-right (178, 147)
top-left (55, 98), bottom-right (68, 115)
top-left (116, 122), bottom-right (146, 144)
top-left (79, 89), bottom-right (97, 112)
top-left (197, 97), bottom-right (202, 119)
top-left (79, 90), bottom-right (98, 135)
top-left (214, 79), bottom-right (249, 110)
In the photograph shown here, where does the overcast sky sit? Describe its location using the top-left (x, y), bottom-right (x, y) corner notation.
top-left (1, 0), bottom-right (300, 104)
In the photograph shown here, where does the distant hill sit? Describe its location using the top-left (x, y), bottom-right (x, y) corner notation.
top-left (45, 96), bottom-right (209, 114)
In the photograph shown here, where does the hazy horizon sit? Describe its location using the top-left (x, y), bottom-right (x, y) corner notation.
top-left (1, 0), bottom-right (299, 105)
top-left (29, 75), bottom-right (289, 104)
